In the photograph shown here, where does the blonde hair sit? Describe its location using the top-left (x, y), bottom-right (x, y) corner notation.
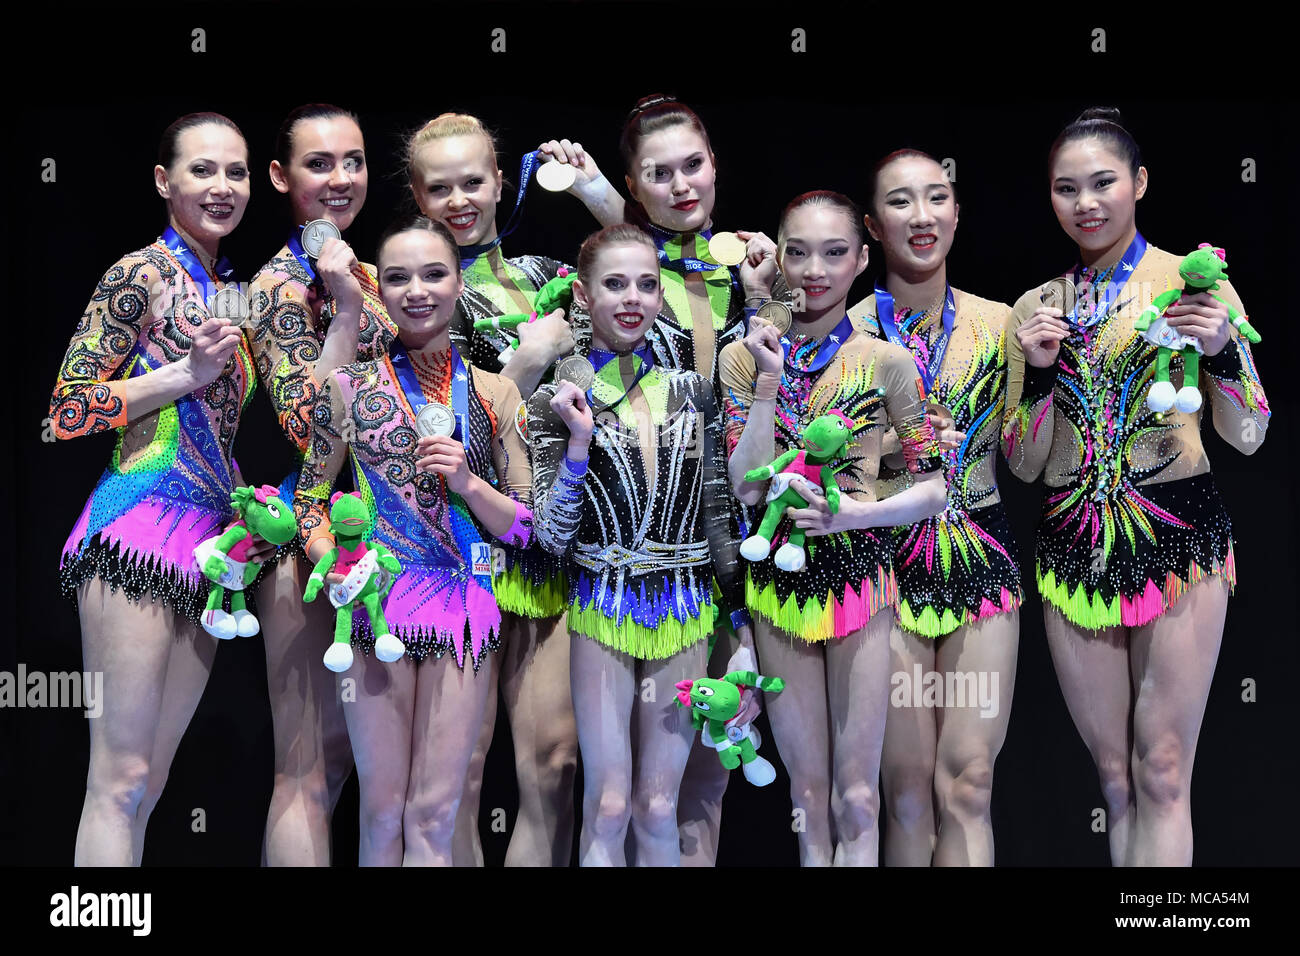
top-left (405, 112), bottom-right (499, 182)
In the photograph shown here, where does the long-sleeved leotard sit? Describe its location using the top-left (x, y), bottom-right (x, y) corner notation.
top-left (1002, 242), bottom-right (1269, 629)
top-left (720, 327), bottom-right (944, 643)
top-left (526, 356), bottom-right (739, 659)
top-left (54, 239), bottom-right (257, 623)
top-left (246, 242), bottom-right (396, 505)
top-left (849, 289), bottom-right (1023, 638)
top-left (294, 345), bottom-right (530, 670)
top-left (449, 246), bottom-right (584, 619)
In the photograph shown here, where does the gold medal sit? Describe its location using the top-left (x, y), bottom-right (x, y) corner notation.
top-left (754, 300), bottom-right (792, 336)
top-left (707, 231), bottom-right (747, 267)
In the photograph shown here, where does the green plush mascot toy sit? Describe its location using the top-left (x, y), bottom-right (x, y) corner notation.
top-left (303, 491), bottom-right (404, 673)
top-left (193, 484), bottom-right (298, 640)
top-left (675, 671), bottom-right (786, 786)
top-left (472, 267), bottom-right (578, 367)
top-left (1134, 243), bottom-right (1261, 414)
top-left (739, 410), bottom-right (856, 573)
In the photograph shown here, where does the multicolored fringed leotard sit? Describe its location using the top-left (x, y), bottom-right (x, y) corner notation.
top-left (295, 343), bottom-right (531, 670)
top-left (246, 236), bottom-right (396, 521)
top-left (449, 247), bottom-right (580, 619)
top-left (1003, 241), bottom-right (1269, 629)
top-left (720, 322), bottom-right (944, 642)
top-left (54, 236), bottom-right (257, 623)
top-left (849, 288), bottom-right (1023, 638)
top-left (526, 353), bottom-right (739, 659)
top-left (624, 205), bottom-right (783, 627)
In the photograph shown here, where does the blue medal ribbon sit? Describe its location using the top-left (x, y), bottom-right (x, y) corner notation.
top-left (780, 313), bottom-right (856, 380)
top-left (161, 226), bottom-right (235, 302)
top-left (387, 340), bottom-right (470, 443)
top-left (387, 339), bottom-right (491, 586)
top-left (873, 284), bottom-right (957, 392)
top-left (587, 347), bottom-right (656, 412)
top-left (1068, 231), bottom-right (1147, 329)
top-left (457, 150), bottom-right (545, 268)
top-left (286, 226), bottom-right (319, 284)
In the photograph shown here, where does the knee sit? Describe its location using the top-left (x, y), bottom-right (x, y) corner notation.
top-left (588, 788), bottom-right (631, 841)
top-left (833, 781), bottom-right (880, 837)
top-left (632, 789), bottom-right (679, 839)
top-left (403, 795), bottom-right (460, 852)
top-left (1133, 735), bottom-right (1189, 810)
top-left (536, 736), bottom-right (579, 789)
top-left (886, 764), bottom-right (935, 828)
top-left (88, 755), bottom-right (151, 820)
top-left (788, 772), bottom-right (831, 818)
top-left (938, 756), bottom-right (994, 822)
top-left (360, 797), bottom-right (407, 847)
top-left (270, 768), bottom-right (331, 814)
top-left (1095, 750), bottom-right (1133, 814)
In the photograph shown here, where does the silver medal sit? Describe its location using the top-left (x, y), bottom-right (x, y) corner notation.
top-left (210, 287), bottom-right (250, 323)
top-left (301, 219), bottom-right (341, 259)
top-left (415, 402), bottom-right (456, 438)
top-left (555, 355), bottom-right (596, 392)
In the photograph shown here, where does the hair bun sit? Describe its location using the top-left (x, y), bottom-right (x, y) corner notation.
top-left (1076, 106), bottom-right (1125, 127)
top-left (626, 93), bottom-right (678, 122)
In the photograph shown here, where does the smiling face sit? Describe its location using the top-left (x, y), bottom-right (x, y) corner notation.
top-left (625, 125), bottom-right (716, 234)
top-left (154, 123), bottom-right (250, 253)
top-left (270, 115), bottom-right (367, 230)
top-left (778, 204), bottom-right (870, 320)
top-left (1050, 138), bottom-right (1148, 261)
top-left (410, 133), bottom-right (503, 248)
top-left (866, 155), bottom-right (957, 277)
top-left (574, 241), bottom-right (664, 353)
top-left (376, 229), bottom-right (464, 346)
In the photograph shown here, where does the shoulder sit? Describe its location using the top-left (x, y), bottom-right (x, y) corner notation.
top-left (472, 365), bottom-right (523, 414)
top-left (718, 339), bottom-right (756, 384)
top-left (102, 244), bottom-right (171, 285)
top-left (507, 254), bottom-right (564, 285)
top-left (248, 247), bottom-right (309, 307)
top-left (848, 292), bottom-right (881, 335)
top-left (951, 287), bottom-right (1014, 332)
top-left (329, 357), bottom-right (382, 394)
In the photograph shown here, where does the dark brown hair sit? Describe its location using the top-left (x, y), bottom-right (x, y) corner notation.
top-left (1048, 107), bottom-right (1142, 178)
top-left (273, 103), bottom-right (361, 168)
top-left (618, 94), bottom-right (712, 171)
top-left (867, 148), bottom-right (957, 218)
top-left (158, 112), bottom-right (245, 172)
top-left (376, 215), bottom-right (462, 275)
top-left (777, 190), bottom-right (866, 248)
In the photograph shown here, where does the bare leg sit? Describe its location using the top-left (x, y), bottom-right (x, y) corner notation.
top-left (753, 619), bottom-right (834, 866)
top-left (677, 629), bottom-right (736, 866)
top-left (256, 554), bottom-right (353, 866)
top-left (1043, 607), bottom-right (1134, 865)
top-left (131, 613), bottom-right (217, 864)
top-left (498, 612), bottom-right (578, 866)
top-left (404, 650), bottom-right (496, 866)
top-left (452, 660), bottom-right (497, 866)
top-left (825, 612), bottom-right (891, 866)
top-left (932, 611), bottom-right (1019, 866)
top-left (344, 650), bottom-right (416, 866)
top-left (1128, 577), bottom-right (1228, 866)
top-left (75, 578), bottom-right (206, 866)
top-left (570, 632), bottom-right (636, 866)
top-left (880, 623), bottom-right (937, 866)
top-left (630, 641), bottom-right (708, 866)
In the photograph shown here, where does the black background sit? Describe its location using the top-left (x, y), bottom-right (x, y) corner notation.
top-left (4, 2), bottom-right (1297, 871)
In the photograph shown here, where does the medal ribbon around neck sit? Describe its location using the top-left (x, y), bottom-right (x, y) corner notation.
top-left (780, 313), bottom-right (856, 385)
top-left (457, 150), bottom-right (545, 269)
top-left (161, 226), bottom-right (235, 297)
top-left (387, 339), bottom-right (490, 589)
top-left (586, 346), bottom-right (656, 413)
top-left (286, 225), bottom-right (320, 283)
top-left (1068, 231), bottom-right (1147, 329)
top-left (874, 284), bottom-right (956, 393)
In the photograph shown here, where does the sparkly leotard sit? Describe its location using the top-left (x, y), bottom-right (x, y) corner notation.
top-left (1003, 243), bottom-right (1269, 629)
top-left (849, 288), bottom-right (1023, 638)
top-left (720, 324), bottom-right (943, 642)
top-left (55, 238), bottom-right (256, 623)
